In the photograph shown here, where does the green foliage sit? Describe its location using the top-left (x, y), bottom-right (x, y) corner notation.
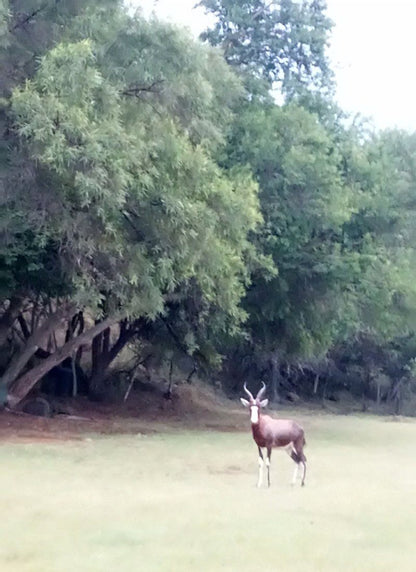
top-left (211, 97), bottom-right (416, 398)
top-left (1, 3), bottom-right (262, 332)
top-left (337, 127), bottom-right (416, 339)
top-left (2, 0), bottom-right (416, 411)
top-left (0, 0), bottom-right (9, 49)
top-left (200, 0), bottom-right (334, 98)
top-left (221, 102), bottom-right (355, 356)
top-left (12, 41), bottom-right (131, 213)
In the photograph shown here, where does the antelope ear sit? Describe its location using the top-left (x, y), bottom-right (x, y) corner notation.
top-left (240, 398), bottom-right (250, 407)
top-left (259, 399), bottom-right (269, 408)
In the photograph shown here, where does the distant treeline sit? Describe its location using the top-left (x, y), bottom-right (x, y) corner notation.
top-left (1, 1), bottom-right (416, 414)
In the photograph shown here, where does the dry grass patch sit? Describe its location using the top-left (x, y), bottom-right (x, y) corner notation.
top-left (0, 413), bottom-right (414, 571)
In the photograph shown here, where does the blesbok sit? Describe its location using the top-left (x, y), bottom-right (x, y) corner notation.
top-left (240, 382), bottom-right (307, 487)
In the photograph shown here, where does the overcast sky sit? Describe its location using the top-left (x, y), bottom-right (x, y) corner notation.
top-left (134, 0), bottom-right (416, 132)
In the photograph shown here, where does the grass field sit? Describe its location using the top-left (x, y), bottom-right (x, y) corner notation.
top-left (0, 412), bottom-right (415, 571)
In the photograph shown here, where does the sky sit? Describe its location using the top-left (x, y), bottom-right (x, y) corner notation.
top-left (133, 0), bottom-right (416, 132)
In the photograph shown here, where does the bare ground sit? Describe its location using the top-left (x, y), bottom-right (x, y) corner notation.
top-left (0, 382), bottom-right (251, 442)
top-left (1, 380), bottom-right (405, 444)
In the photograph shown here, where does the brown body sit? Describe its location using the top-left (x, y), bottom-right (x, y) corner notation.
top-left (252, 415), bottom-right (305, 450)
top-left (241, 383), bottom-right (307, 487)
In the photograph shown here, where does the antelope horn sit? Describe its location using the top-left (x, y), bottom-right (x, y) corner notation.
top-left (256, 381), bottom-right (267, 400)
top-left (243, 382), bottom-right (254, 400)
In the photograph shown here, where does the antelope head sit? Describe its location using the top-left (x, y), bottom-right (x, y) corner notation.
top-left (240, 382), bottom-right (269, 423)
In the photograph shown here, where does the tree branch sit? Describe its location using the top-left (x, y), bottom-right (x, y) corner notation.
top-left (8, 315), bottom-right (120, 407)
top-left (121, 79), bottom-right (165, 98)
top-left (17, 314), bottom-right (50, 359)
top-left (0, 296), bottom-right (24, 348)
top-left (1, 302), bottom-right (76, 389)
top-left (11, 0), bottom-right (62, 31)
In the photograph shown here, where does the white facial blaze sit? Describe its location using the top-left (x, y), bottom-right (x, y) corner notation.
top-left (250, 405), bottom-right (259, 423)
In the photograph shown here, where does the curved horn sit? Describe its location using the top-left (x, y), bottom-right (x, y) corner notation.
top-left (243, 382), bottom-right (254, 400)
top-left (256, 381), bottom-right (267, 400)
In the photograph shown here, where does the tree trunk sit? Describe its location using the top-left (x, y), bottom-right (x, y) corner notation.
top-left (362, 367), bottom-right (371, 413)
top-left (17, 314), bottom-right (50, 358)
top-left (75, 312), bottom-right (85, 364)
top-left (0, 296), bottom-right (24, 348)
top-left (395, 389), bottom-right (402, 415)
top-left (71, 353), bottom-right (77, 397)
top-left (7, 316), bottom-right (119, 408)
top-left (322, 378), bottom-right (329, 402)
top-left (65, 311), bottom-right (83, 343)
top-left (90, 326), bottom-right (112, 389)
top-left (91, 327), bottom-right (103, 381)
top-left (270, 353), bottom-right (280, 403)
top-left (376, 381), bottom-right (381, 411)
top-left (0, 303), bottom-right (75, 389)
top-left (89, 321), bottom-right (134, 389)
top-left (165, 358), bottom-right (174, 399)
top-left (186, 362), bottom-right (197, 384)
top-left (103, 326), bottom-right (110, 356)
top-left (313, 374), bottom-right (320, 395)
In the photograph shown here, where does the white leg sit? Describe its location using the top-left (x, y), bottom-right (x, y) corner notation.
top-left (257, 457), bottom-right (264, 488)
top-left (292, 463), bottom-right (299, 485)
top-left (301, 461), bottom-right (306, 486)
top-left (265, 456), bottom-right (271, 487)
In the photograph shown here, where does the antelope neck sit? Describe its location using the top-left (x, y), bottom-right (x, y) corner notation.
top-left (251, 415), bottom-right (266, 445)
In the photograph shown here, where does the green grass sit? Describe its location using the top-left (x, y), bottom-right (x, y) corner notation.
top-left (0, 413), bottom-right (415, 571)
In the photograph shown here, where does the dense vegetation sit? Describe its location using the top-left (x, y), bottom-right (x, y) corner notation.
top-left (1, 0), bottom-right (416, 414)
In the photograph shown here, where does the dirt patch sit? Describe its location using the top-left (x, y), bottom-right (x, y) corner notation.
top-left (208, 464), bottom-right (250, 475)
top-left (0, 410), bottom-right (93, 443)
top-left (0, 382), bottom-right (321, 444)
top-left (0, 382), bottom-right (250, 443)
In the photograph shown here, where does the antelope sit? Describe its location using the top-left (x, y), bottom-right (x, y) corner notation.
top-left (240, 382), bottom-right (307, 487)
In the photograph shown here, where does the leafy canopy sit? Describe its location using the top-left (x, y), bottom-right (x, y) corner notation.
top-left (2, 4), bottom-right (262, 332)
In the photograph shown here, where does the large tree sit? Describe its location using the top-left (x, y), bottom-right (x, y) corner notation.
top-left (0, 3), bottom-right (263, 404)
top-left (212, 94), bottom-right (416, 400)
